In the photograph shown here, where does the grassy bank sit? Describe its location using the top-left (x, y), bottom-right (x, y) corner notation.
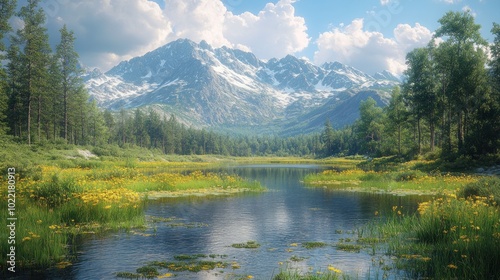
top-left (356, 177), bottom-right (500, 279)
top-left (0, 144), bottom-right (265, 272)
top-left (304, 156), bottom-right (500, 279)
top-left (304, 158), bottom-right (479, 195)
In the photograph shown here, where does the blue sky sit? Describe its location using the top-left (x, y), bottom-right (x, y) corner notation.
top-left (29, 0), bottom-right (499, 74)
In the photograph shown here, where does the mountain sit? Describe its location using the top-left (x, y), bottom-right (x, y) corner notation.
top-left (84, 38), bottom-right (399, 134)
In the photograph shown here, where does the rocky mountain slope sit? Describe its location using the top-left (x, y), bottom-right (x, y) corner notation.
top-left (83, 38), bottom-right (400, 134)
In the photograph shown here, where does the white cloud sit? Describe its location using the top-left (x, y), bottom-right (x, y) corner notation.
top-left (441, 0), bottom-right (461, 4)
top-left (163, 0), bottom-right (231, 48)
top-left (314, 19), bottom-right (432, 75)
top-left (42, 0), bottom-right (309, 70)
top-left (164, 0), bottom-right (310, 60)
top-left (43, 0), bottom-right (171, 70)
top-left (462, 5), bottom-right (477, 17)
top-left (224, 0), bottom-right (310, 59)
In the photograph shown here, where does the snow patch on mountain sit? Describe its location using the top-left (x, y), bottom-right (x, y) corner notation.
top-left (84, 38), bottom-right (399, 130)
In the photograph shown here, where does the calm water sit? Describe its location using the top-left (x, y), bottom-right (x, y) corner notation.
top-left (39, 164), bottom-right (431, 279)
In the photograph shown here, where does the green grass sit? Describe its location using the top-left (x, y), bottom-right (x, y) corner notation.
top-left (335, 243), bottom-right (362, 253)
top-left (304, 162), bottom-right (478, 195)
top-left (273, 269), bottom-right (342, 280)
top-left (359, 181), bottom-right (500, 280)
top-left (0, 143), bottom-right (266, 272)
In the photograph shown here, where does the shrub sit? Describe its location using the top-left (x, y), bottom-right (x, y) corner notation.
top-left (394, 170), bottom-right (425, 182)
top-left (458, 177), bottom-right (500, 206)
top-left (30, 174), bottom-right (82, 208)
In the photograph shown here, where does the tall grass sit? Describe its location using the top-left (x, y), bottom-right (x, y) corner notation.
top-left (273, 267), bottom-right (343, 280)
top-left (363, 178), bottom-right (500, 279)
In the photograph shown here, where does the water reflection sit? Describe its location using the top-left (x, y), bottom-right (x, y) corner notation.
top-left (43, 164), bottom-right (431, 279)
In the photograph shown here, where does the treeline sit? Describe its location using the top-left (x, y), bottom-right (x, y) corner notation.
top-left (322, 12), bottom-right (500, 160)
top-left (105, 109), bottom-right (323, 156)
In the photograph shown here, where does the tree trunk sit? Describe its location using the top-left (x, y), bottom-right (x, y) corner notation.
top-left (417, 118), bottom-right (422, 154)
top-left (430, 121), bottom-right (435, 152)
top-left (37, 92), bottom-right (41, 142)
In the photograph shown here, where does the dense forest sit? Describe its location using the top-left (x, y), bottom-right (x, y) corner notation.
top-left (1, 0), bottom-right (499, 160)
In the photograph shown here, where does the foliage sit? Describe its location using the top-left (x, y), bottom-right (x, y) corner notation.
top-left (458, 177), bottom-right (500, 206)
top-left (317, 12), bottom-right (500, 162)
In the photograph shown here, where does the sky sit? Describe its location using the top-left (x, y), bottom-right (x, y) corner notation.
top-left (22, 0), bottom-right (500, 75)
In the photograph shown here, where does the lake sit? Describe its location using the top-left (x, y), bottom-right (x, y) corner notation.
top-left (40, 164), bottom-right (431, 279)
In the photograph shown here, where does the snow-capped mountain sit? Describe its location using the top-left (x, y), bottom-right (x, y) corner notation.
top-left (84, 38), bottom-right (399, 133)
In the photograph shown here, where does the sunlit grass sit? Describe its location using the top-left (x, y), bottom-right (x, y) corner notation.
top-left (304, 166), bottom-right (479, 195)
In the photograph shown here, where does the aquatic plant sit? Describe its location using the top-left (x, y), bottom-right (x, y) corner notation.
top-left (302, 242), bottom-right (328, 249)
top-left (231, 241), bottom-right (261, 249)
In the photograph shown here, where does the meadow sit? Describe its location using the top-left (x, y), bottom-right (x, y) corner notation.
top-left (303, 159), bottom-right (478, 196)
top-left (0, 149), bottom-right (264, 272)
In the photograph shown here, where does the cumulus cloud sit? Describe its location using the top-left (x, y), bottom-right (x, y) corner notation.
top-left (164, 0), bottom-right (309, 60)
top-left (35, 0), bottom-right (309, 70)
top-left (40, 0), bottom-right (171, 70)
top-left (163, 0), bottom-right (231, 48)
top-left (314, 19), bottom-right (433, 75)
top-left (224, 0), bottom-right (310, 59)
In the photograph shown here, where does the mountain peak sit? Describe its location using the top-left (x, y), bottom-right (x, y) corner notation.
top-left (85, 39), bottom-right (399, 132)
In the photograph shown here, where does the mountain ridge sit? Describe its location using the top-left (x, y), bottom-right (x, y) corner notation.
top-left (83, 38), bottom-right (400, 135)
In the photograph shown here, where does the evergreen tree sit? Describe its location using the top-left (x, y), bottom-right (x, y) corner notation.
top-left (6, 42), bottom-right (24, 137)
top-left (14, 0), bottom-right (51, 145)
top-left (321, 118), bottom-right (335, 156)
top-left (0, 0), bottom-right (17, 135)
top-left (55, 24), bottom-right (82, 142)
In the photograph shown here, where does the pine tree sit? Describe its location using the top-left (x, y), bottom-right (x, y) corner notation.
top-left (0, 0), bottom-right (17, 135)
top-left (15, 0), bottom-right (51, 145)
top-left (55, 24), bottom-right (82, 142)
top-left (321, 118), bottom-right (335, 156)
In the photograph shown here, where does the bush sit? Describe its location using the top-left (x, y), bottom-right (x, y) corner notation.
top-left (394, 170), bottom-right (425, 182)
top-left (458, 177), bottom-right (500, 206)
top-left (31, 174), bottom-right (82, 208)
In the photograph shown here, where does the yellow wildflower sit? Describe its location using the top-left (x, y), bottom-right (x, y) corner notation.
top-left (327, 265), bottom-right (342, 273)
